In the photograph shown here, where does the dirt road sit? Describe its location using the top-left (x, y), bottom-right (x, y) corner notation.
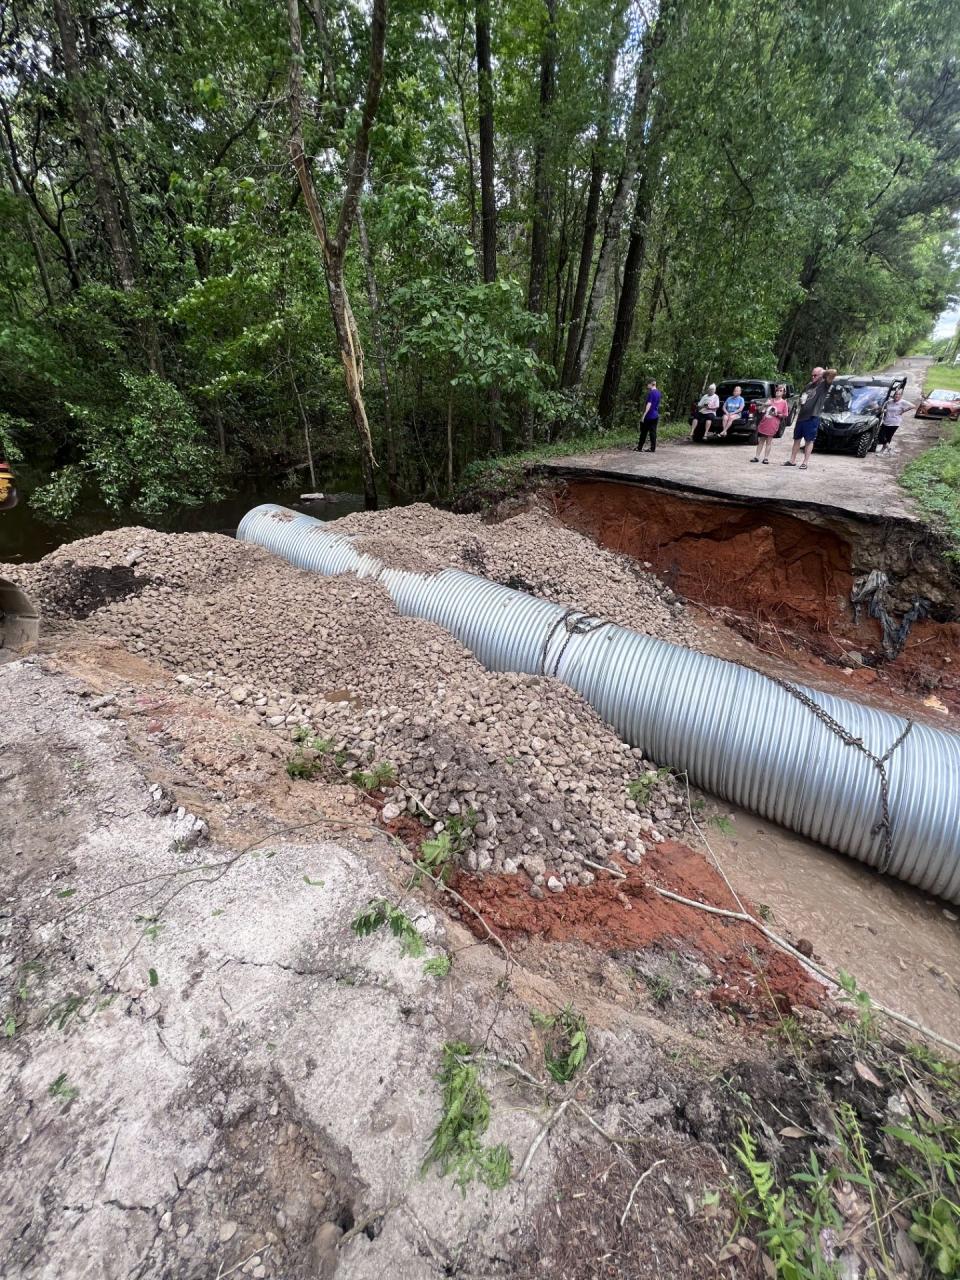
top-left (539, 358), bottom-right (939, 524)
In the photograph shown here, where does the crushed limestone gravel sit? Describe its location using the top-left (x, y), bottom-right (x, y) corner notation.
top-left (6, 508), bottom-right (698, 888)
top-left (330, 503), bottom-right (695, 644)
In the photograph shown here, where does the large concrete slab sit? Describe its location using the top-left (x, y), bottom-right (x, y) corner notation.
top-left (539, 358), bottom-right (943, 527)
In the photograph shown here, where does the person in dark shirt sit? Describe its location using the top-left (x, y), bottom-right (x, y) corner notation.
top-left (635, 381), bottom-right (662, 452)
top-left (784, 366), bottom-right (834, 469)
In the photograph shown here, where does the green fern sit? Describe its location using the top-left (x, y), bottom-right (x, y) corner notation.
top-left (422, 1042), bottom-right (512, 1192)
top-left (350, 898), bottom-right (425, 958)
top-left (531, 1005), bottom-right (589, 1083)
top-left (423, 954), bottom-right (452, 979)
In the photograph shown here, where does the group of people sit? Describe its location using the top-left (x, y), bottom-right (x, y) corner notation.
top-left (689, 384), bottom-right (751, 440)
top-left (637, 366), bottom-right (914, 469)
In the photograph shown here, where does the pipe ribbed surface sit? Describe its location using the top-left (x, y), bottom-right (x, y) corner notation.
top-left (237, 503), bottom-right (960, 904)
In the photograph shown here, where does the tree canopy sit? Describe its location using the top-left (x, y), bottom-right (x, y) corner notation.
top-left (2, 0), bottom-right (959, 514)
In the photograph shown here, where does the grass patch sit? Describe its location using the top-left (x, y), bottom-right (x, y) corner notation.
top-left (900, 423), bottom-right (960, 561)
top-left (922, 364), bottom-right (960, 395)
top-left (453, 420), bottom-right (688, 511)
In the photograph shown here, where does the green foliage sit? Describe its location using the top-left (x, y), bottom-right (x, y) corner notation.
top-left (530, 1005), bottom-right (589, 1083)
top-left (423, 954), bottom-right (452, 979)
top-left (32, 374), bottom-right (222, 520)
top-left (4, 0), bottom-right (960, 521)
top-left (709, 814), bottom-right (736, 837)
top-left (350, 761), bottom-right (398, 791)
top-left (734, 1128), bottom-right (842, 1280)
top-left (910, 1197), bottom-right (960, 1276)
top-left (453, 426), bottom-right (637, 509)
top-left (627, 767), bottom-right (673, 807)
top-left (286, 734), bottom-right (336, 779)
top-left (351, 898), bottom-right (425, 958)
top-left (48, 1072), bottom-right (80, 1105)
top-left (837, 970), bottom-right (878, 1047)
top-left (414, 811), bottom-right (477, 884)
top-left (422, 1042), bottom-right (512, 1192)
top-left (901, 426), bottom-right (960, 561)
top-left (886, 1117), bottom-right (960, 1275)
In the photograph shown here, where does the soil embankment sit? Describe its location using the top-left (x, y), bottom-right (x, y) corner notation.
top-left (551, 479), bottom-right (960, 713)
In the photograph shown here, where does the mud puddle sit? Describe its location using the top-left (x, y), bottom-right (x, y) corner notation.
top-left (705, 808), bottom-right (960, 1045)
top-left (552, 478), bottom-right (960, 716)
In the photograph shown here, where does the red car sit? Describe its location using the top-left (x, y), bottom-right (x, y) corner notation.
top-left (915, 388), bottom-right (960, 420)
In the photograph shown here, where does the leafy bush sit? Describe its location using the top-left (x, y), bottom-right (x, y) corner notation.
top-left (32, 372), bottom-right (222, 520)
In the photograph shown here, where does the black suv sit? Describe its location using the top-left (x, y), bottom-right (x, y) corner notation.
top-left (691, 379), bottom-right (797, 443)
top-left (816, 375), bottom-right (907, 457)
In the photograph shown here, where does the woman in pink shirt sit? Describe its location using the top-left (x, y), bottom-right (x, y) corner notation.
top-left (751, 384), bottom-right (789, 464)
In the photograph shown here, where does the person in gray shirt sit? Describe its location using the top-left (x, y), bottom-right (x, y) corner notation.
top-left (784, 366), bottom-right (835, 470)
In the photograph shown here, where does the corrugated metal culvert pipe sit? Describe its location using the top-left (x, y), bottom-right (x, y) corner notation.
top-left (238, 503), bottom-right (960, 906)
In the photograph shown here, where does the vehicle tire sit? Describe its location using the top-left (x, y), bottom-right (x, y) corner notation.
top-left (691, 420), bottom-right (706, 442)
top-left (855, 431), bottom-right (871, 458)
top-left (747, 428), bottom-right (758, 445)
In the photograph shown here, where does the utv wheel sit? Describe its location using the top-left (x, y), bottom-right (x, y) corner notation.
top-left (855, 431), bottom-right (871, 458)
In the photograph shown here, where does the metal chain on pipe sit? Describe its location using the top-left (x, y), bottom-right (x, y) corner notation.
top-left (767, 673), bottom-right (914, 874)
top-left (538, 607), bottom-right (610, 679)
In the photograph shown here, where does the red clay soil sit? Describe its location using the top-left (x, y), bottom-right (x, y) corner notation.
top-left (554, 481), bottom-right (854, 632)
top-left (552, 480), bottom-right (960, 714)
top-left (456, 841), bottom-right (824, 1019)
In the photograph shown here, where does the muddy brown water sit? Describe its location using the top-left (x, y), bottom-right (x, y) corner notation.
top-left (705, 808), bottom-right (960, 1045)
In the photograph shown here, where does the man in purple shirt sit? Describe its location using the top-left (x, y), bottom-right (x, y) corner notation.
top-left (636, 381), bottom-right (662, 452)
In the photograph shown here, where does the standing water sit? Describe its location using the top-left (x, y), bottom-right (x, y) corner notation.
top-left (0, 479), bottom-right (376, 565)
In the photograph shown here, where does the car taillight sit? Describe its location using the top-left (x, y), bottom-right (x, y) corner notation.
top-left (748, 401), bottom-right (757, 413)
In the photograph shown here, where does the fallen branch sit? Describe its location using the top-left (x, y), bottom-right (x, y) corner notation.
top-left (517, 1098), bottom-right (572, 1179)
top-left (619, 1158), bottom-right (666, 1228)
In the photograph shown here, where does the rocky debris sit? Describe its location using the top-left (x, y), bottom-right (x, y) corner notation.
top-left (330, 503), bottom-right (697, 646)
top-left (170, 807), bottom-right (209, 852)
top-left (4, 518), bottom-right (690, 888)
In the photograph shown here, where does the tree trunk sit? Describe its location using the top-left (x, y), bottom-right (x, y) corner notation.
top-left (52, 0), bottom-right (135, 291)
top-left (357, 203), bottom-right (399, 500)
top-left (560, 19), bottom-right (620, 388)
top-left (212, 398), bottom-right (227, 460)
top-left (446, 387), bottom-right (454, 494)
top-left (326, 259), bottom-right (378, 508)
top-left (288, 359), bottom-right (317, 489)
top-left (597, 172), bottom-right (649, 421)
top-left (0, 151), bottom-right (54, 306)
top-left (568, 4), bottom-right (672, 389)
top-left (475, 0), bottom-right (497, 284)
top-left (286, 0), bottom-right (386, 509)
top-left (640, 266), bottom-right (663, 354)
top-left (526, 0), bottom-right (557, 316)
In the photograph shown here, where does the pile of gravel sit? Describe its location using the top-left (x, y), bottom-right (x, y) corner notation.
top-left (6, 519), bottom-right (690, 890)
top-left (330, 504), bottom-right (697, 646)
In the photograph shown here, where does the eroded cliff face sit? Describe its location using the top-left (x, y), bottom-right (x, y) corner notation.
top-left (551, 479), bottom-right (960, 710)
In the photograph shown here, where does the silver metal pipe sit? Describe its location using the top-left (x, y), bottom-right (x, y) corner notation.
top-left (238, 504), bottom-right (960, 904)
